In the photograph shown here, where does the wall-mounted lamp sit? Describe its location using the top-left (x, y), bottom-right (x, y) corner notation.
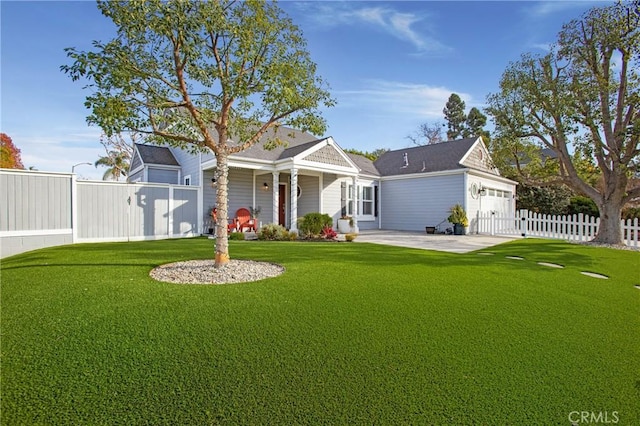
top-left (263, 182), bottom-right (269, 191)
top-left (211, 177), bottom-right (217, 188)
top-left (479, 186), bottom-right (487, 196)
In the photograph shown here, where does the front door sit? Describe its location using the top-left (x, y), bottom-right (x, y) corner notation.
top-left (279, 184), bottom-right (287, 227)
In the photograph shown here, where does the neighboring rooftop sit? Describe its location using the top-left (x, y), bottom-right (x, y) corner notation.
top-left (135, 144), bottom-right (180, 166)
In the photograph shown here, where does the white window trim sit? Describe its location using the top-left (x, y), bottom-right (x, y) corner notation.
top-left (348, 183), bottom-right (376, 221)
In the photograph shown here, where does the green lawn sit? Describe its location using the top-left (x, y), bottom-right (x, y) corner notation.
top-left (1, 238), bottom-right (639, 425)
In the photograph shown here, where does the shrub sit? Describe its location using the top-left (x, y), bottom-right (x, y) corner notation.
top-left (321, 226), bottom-right (337, 240)
top-left (228, 232), bottom-right (245, 241)
top-left (622, 207), bottom-right (640, 221)
top-left (447, 204), bottom-right (469, 227)
top-left (298, 213), bottom-right (333, 238)
top-left (258, 224), bottom-right (288, 241)
top-left (283, 230), bottom-right (299, 241)
top-left (345, 233), bottom-right (358, 242)
top-left (566, 196), bottom-right (599, 217)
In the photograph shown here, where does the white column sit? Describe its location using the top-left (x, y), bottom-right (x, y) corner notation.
top-left (290, 168), bottom-right (298, 231)
top-left (351, 175), bottom-right (359, 232)
top-left (272, 172), bottom-right (280, 225)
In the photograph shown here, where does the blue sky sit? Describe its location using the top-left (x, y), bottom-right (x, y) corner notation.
top-left (1, 0), bottom-right (610, 180)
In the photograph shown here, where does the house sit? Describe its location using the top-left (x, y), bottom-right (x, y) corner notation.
top-left (129, 127), bottom-right (517, 233)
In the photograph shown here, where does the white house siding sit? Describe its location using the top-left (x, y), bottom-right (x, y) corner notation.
top-left (254, 172), bottom-right (275, 225)
top-left (170, 146), bottom-right (202, 186)
top-left (322, 174), bottom-right (343, 225)
top-left (227, 168), bottom-right (253, 216)
top-left (128, 169), bottom-right (144, 183)
top-left (148, 167), bottom-right (179, 185)
top-left (297, 174), bottom-right (320, 217)
top-left (381, 173), bottom-right (464, 231)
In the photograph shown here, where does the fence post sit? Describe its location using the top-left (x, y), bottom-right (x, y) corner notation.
top-left (520, 209), bottom-right (527, 237)
top-left (71, 173), bottom-right (78, 243)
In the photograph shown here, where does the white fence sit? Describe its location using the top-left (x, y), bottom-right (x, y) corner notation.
top-left (1, 169), bottom-right (201, 258)
top-left (476, 210), bottom-right (639, 248)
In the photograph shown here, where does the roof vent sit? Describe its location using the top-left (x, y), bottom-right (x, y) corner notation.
top-left (402, 152), bottom-right (409, 168)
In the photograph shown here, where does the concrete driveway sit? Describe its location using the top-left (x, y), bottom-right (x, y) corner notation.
top-left (355, 229), bottom-right (516, 254)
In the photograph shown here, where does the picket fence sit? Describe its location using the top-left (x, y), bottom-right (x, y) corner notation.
top-left (476, 210), bottom-right (639, 248)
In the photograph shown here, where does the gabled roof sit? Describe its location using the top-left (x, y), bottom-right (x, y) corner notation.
top-left (135, 143), bottom-right (180, 166)
top-left (230, 127), bottom-right (322, 162)
top-left (374, 138), bottom-right (479, 176)
top-left (346, 153), bottom-right (380, 177)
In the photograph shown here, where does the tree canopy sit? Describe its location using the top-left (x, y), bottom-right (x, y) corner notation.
top-left (62, 0), bottom-right (334, 266)
top-left (443, 93), bottom-right (466, 140)
top-left (486, 2), bottom-right (639, 244)
top-left (0, 133), bottom-right (25, 169)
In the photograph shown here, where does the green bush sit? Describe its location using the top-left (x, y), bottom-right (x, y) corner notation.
top-left (622, 207), bottom-right (640, 221)
top-left (228, 232), bottom-right (245, 241)
top-left (298, 213), bottom-right (333, 238)
top-left (258, 224), bottom-right (288, 241)
top-left (566, 196), bottom-right (599, 217)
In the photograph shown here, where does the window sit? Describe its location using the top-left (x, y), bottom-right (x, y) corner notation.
top-left (347, 183), bottom-right (376, 219)
top-left (362, 186), bottom-right (373, 215)
top-left (347, 184), bottom-right (355, 216)
top-left (184, 175), bottom-right (191, 186)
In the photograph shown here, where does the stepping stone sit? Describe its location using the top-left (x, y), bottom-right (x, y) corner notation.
top-left (634, 285), bottom-right (640, 290)
top-left (537, 262), bottom-right (564, 269)
top-left (506, 256), bottom-right (524, 260)
top-left (580, 271), bottom-right (608, 279)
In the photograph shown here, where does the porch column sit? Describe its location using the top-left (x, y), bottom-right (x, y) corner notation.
top-left (352, 175), bottom-right (359, 232)
top-left (290, 168), bottom-right (298, 232)
top-left (272, 172), bottom-right (279, 225)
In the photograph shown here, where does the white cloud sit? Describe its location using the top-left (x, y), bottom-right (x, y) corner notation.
top-left (292, 3), bottom-right (449, 53)
top-left (336, 80), bottom-right (474, 120)
top-left (525, 0), bottom-right (609, 18)
top-left (16, 129), bottom-right (106, 180)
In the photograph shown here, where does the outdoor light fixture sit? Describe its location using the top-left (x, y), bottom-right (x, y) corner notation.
top-left (263, 182), bottom-right (269, 190)
top-left (211, 177), bottom-right (216, 188)
top-left (71, 162), bottom-right (92, 173)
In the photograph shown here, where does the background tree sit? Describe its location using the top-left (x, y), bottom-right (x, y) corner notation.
top-left (405, 121), bottom-right (445, 145)
top-left (464, 107), bottom-right (491, 143)
top-left (343, 147), bottom-right (389, 161)
top-left (1, 133), bottom-right (25, 169)
top-left (486, 2), bottom-right (639, 244)
top-left (63, 0), bottom-right (334, 267)
top-left (443, 93), bottom-right (467, 140)
top-left (94, 132), bottom-right (136, 181)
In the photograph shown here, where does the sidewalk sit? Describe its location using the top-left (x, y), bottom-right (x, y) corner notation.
top-left (355, 229), bottom-right (516, 254)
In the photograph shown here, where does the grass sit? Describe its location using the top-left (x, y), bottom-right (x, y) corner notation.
top-left (1, 238), bottom-right (639, 425)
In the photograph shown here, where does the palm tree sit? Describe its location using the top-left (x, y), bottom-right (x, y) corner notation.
top-left (95, 150), bottom-right (129, 181)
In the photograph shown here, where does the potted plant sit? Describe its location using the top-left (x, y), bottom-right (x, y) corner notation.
top-left (447, 204), bottom-right (469, 235)
top-left (337, 215), bottom-right (354, 233)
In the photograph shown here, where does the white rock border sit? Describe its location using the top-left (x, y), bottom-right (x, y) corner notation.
top-left (149, 259), bottom-right (285, 285)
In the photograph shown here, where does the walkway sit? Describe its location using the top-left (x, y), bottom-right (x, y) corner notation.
top-left (355, 229), bottom-right (516, 254)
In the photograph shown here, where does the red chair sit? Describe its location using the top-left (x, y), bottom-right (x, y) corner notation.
top-left (212, 207), bottom-right (238, 233)
top-left (233, 208), bottom-right (256, 232)
top-left (213, 207), bottom-right (256, 232)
